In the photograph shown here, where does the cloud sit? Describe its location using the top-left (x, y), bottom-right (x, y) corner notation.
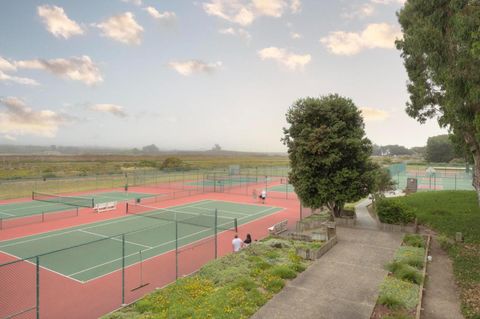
top-left (3, 134), bottom-right (16, 141)
top-left (15, 55), bottom-right (103, 85)
top-left (145, 7), bottom-right (176, 22)
top-left (168, 60), bottom-right (222, 76)
top-left (94, 12), bottom-right (143, 45)
top-left (0, 71), bottom-right (39, 86)
top-left (203, 0), bottom-right (300, 26)
top-left (360, 107), bottom-right (389, 121)
top-left (320, 23), bottom-right (401, 55)
top-left (258, 47), bottom-right (311, 70)
top-left (343, 0), bottom-right (405, 19)
top-left (122, 0), bottom-right (142, 6)
top-left (0, 57), bottom-right (16, 72)
top-left (290, 32), bottom-right (302, 39)
top-left (90, 104), bottom-right (127, 118)
top-left (37, 5), bottom-right (84, 39)
top-left (0, 97), bottom-right (69, 137)
top-left (219, 27), bottom-right (251, 41)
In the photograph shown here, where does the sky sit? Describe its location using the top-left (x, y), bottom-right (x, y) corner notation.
top-left (0, 0), bottom-right (447, 152)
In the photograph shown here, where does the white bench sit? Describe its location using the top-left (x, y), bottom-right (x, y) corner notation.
top-left (268, 219), bottom-right (288, 235)
top-left (94, 201), bottom-right (117, 213)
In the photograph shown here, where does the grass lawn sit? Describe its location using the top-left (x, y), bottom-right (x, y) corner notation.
top-left (392, 191), bottom-right (480, 318)
top-left (103, 237), bottom-right (320, 319)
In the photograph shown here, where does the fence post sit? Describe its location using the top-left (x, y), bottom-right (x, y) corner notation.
top-left (175, 221), bottom-right (179, 280)
top-left (122, 234), bottom-right (125, 306)
top-left (36, 256), bottom-right (40, 319)
top-left (214, 209), bottom-right (218, 259)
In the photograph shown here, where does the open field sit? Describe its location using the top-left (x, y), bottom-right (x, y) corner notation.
top-left (0, 154), bottom-right (289, 180)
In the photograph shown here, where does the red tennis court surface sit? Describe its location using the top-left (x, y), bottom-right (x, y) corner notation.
top-left (0, 180), bottom-right (306, 319)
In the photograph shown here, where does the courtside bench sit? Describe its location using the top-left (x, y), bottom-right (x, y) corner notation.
top-left (268, 219), bottom-right (288, 235)
top-left (94, 201), bottom-right (117, 213)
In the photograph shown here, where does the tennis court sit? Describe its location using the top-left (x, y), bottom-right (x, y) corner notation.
top-left (268, 184), bottom-right (295, 193)
top-left (0, 199), bottom-right (282, 282)
top-left (0, 191), bottom-right (154, 219)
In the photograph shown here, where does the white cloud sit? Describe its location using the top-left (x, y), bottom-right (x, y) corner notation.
top-left (203, 0), bottom-right (300, 26)
top-left (94, 12), bottom-right (143, 45)
top-left (0, 71), bottom-right (39, 86)
top-left (15, 55), bottom-right (103, 85)
top-left (360, 107), bottom-right (389, 121)
top-left (320, 23), bottom-right (401, 55)
top-left (3, 134), bottom-right (16, 141)
top-left (145, 7), bottom-right (177, 22)
top-left (290, 32), bottom-right (302, 39)
top-left (219, 27), bottom-right (251, 41)
top-left (168, 60), bottom-right (222, 76)
top-left (258, 47), bottom-right (311, 70)
top-left (252, 0), bottom-right (286, 17)
top-left (0, 97), bottom-right (69, 137)
top-left (290, 0), bottom-right (301, 13)
top-left (343, 3), bottom-right (376, 19)
top-left (122, 0), bottom-right (142, 6)
top-left (37, 5), bottom-right (84, 39)
top-left (0, 57), bottom-right (16, 72)
top-left (90, 104), bottom-right (127, 118)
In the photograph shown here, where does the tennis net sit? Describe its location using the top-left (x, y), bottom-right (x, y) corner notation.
top-left (32, 191), bottom-right (95, 208)
top-left (126, 203), bottom-right (238, 232)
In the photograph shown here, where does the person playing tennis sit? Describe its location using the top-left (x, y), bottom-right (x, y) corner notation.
top-left (260, 189), bottom-right (267, 204)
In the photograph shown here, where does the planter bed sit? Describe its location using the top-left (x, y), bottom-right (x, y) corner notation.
top-left (371, 234), bottom-right (431, 319)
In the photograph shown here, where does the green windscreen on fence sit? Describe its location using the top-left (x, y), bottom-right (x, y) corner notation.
top-left (388, 163), bottom-right (406, 176)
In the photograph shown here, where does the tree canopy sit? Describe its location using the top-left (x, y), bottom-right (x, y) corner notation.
top-left (425, 134), bottom-right (455, 163)
top-left (282, 94), bottom-right (377, 217)
top-left (396, 0), bottom-right (480, 199)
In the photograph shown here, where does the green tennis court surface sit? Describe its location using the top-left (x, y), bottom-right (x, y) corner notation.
top-left (268, 184), bottom-right (295, 193)
top-left (0, 200), bottom-right (282, 282)
top-left (0, 192), bottom-right (154, 219)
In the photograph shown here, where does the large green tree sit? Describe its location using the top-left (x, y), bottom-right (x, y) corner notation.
top-left (282, 94), bottom-right (377, 218)
top-left (425, 134), bottom-right (455, 163)
top-left (396, 0), bottom-right (480, 202)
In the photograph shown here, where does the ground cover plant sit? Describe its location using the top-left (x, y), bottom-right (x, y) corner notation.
top-left (103, 238), bottom-right (320, 319)
top-left (372, 234), bottom-right (426, 319)
top-left (393, 191), bottom-right (480, 318)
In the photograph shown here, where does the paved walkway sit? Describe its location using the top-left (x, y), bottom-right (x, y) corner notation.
top-left (252, 224), bottom-right (403, 319)
top-left (422, 236), bottom-right (463, 319)
top-left (355, 199), bottom-right (378, 229)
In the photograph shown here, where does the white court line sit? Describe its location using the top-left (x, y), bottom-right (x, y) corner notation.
top-left (186, 206), bottom-right (250, 216)
top-left (77, 230), bottom-right (152, 249)
top-left (0, 250), bottom-right (85, 284)
top-left (67, 206), bottom-right (281, 279)
top-left (0, 211), bottom-right (15, 217)
top-left (0, 200), bottom-right (213, 249)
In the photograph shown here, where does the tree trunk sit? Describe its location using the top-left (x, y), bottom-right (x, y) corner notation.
top-left (464, 132), bottom-right (480, 206)
top-left (473, 152), bottom-right (480, 206)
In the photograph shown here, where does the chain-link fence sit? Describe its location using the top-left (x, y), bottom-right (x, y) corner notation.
top-left (0, 204), bottom-right (238, 319)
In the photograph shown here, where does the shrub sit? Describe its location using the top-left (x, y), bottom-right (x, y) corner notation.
top-left (403, 234), bottom-right (425, 248)
top-left (396, 265), bottom-right (423, 284)
top-left (261, 274), bottom-right (285, 293)
top-left (288, 262), bottom-right (306, 273)
top-left (377, 199), bottom-right (416, 225)
top-left (378, 294), bottom-right (404, 310)
top-left (378, 277), bottom-right (419, 310)
top-left (394, 247), bottom-right (425, 269)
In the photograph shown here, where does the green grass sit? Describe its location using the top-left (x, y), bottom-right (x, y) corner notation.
top-left (103, 238), bottom-right (315, 319)
top-left (393, 191), bottom-right (480, 318)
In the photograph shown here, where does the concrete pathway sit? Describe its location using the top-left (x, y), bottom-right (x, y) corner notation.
top-left (251, 226), bottom-right (403, 319)
top-left (354, 199), bottom-right (378, 230)
top-left (422, 237), bottom-right (463, 319)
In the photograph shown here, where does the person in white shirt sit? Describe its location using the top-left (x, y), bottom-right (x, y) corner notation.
top-left (260, 189), bottom-right (267, 204)
top-left (232, 234), bottom-right (243, 252)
